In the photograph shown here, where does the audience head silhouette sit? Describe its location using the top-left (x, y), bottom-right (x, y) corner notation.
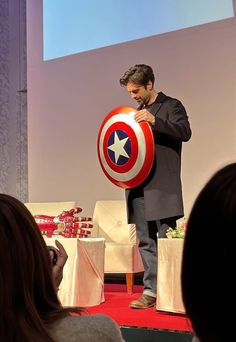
top-left (0, 194), bottom-right (69, 341)
top-left (181, 163), bottom-right (236, 342)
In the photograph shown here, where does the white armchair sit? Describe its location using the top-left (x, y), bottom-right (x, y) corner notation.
top-left (24, 201), bottom-right (76, 216)
top-left (92, 200), bottom-right (144, 293)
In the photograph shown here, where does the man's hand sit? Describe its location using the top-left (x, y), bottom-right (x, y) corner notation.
top-left (134, 109), bottom-right (155, 125)
top-left (52, 239), bottom-right (68, 289)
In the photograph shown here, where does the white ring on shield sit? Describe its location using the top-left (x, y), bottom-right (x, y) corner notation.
top-left (99, 113), bottom-right (146, 182)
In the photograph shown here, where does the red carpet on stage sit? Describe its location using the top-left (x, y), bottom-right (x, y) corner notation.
top-left (87, 284), bottom-right (193, 332)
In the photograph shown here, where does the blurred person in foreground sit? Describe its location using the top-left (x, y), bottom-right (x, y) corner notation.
top-left (120, 64), bottom-right (191, 308)
top-left (181, 163), bottom-right (236, 342)
top-left (0, 193), bottom-right (124, 342)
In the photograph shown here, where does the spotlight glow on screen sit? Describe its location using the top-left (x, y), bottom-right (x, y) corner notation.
top-left (43, 0), bottom-right (234, 61)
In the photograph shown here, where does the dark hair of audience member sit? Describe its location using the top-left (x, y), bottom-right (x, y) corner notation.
top-left (0, 193), bottom-right (82, 342)
top-left (181, 163), bottom-right (236, 342)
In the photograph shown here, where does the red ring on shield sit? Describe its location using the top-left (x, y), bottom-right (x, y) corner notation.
top-left (97, 106), bottom-right (155, 189)
top-left (103, 121), bottom-right (138, 173)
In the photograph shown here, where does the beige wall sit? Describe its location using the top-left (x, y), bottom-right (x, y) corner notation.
top-left (27, 0), bottom-right (236, 217)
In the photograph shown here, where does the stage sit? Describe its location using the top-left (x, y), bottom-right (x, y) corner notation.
top-left (87, 283), bottom-right (193, 342)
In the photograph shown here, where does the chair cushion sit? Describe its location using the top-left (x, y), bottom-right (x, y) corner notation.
top-left (104, 243), bottom-right (143, 273)
top-left (24, 201), bottom-right (76, 216)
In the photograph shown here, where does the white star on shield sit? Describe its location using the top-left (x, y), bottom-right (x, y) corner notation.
top-left (107, 131), bottom-right (129, 163)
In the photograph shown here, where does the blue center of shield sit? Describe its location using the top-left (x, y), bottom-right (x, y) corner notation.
top-left (107, 130), bottom-right (131, 165)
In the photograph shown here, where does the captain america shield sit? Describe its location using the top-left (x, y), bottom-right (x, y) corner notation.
top-left (97, 106), bottom-right (154, 189)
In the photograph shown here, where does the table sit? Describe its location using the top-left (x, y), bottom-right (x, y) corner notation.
top-left (44, 237), bottom-right (105, 307)
top-left (156, 238), bottom-right (185, 313)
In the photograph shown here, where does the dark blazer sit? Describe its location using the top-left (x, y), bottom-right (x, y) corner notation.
top-left (126, 92), bottom-right (192, 223)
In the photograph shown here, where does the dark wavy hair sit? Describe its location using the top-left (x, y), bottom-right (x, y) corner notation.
top-left (181, 163), bottom-right (236, 342)
top-left (119, 64), bottom-right (155, 88)
top-left (0, 194), bottom-right (81, 342)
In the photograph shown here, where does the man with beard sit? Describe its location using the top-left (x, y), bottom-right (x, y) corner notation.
top-left (119, 64), bottom-right (191, 309)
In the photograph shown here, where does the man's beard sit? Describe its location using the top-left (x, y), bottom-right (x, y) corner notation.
top-left (136, 98), bottom-right (144, 105)
top-left (137, 95), bottom-right (150, 106)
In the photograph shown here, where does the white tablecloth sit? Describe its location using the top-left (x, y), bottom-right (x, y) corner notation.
top-left (45, 237), bottom-right (105, 307)
top-left (156, 238), bottom-right (185, 313)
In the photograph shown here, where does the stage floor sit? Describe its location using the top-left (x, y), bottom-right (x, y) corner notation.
top-left (87, 283), bottom-right (193, 342)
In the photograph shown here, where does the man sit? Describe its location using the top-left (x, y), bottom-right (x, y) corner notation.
top-left (119, 64), bottom-right (191, 309)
